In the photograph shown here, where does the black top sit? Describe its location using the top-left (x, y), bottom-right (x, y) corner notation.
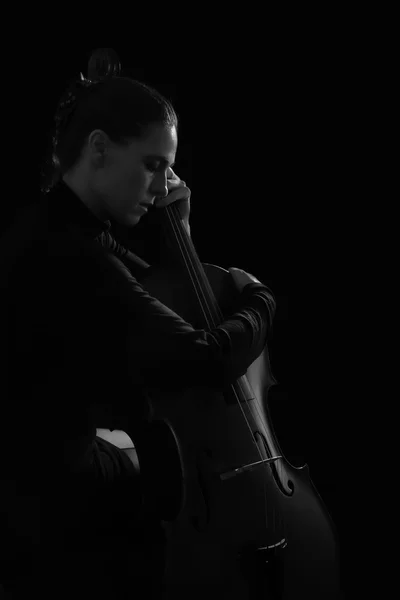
top-left (0, 181), bottom-right (275, 476)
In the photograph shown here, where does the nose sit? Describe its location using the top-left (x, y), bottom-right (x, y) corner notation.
top-left (150, 172), bottom-right (168, 200)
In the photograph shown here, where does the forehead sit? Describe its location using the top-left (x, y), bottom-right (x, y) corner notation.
top-left (139, 124), bottom-right (178, 156)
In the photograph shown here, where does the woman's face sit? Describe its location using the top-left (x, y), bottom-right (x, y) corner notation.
top-left (85, 123), bottom-right (178, 227)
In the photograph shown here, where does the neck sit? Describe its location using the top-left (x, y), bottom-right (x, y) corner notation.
top-left (62, 171), bottom-right (108, 223)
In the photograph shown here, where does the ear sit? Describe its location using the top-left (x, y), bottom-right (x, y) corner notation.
top-left (87, 129), bottom-right (110, 165)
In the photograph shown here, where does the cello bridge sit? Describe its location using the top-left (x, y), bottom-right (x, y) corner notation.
top-left (219, 456), bottom-right (282, 480)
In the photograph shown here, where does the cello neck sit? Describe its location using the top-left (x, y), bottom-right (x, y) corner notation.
top-left (161, 203), bottom-right (224, 330)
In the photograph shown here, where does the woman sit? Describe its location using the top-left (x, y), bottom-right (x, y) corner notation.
top-left (1, 73), bottom-right (276, 598)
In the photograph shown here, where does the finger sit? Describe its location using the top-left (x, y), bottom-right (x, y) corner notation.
top-left (155, 186), bottom-right (191, 208)
top-left (167, 179), bottom-right (186, 191)
top-left (167, 167), bottom-right (179, 180)
top-left (167, 168), bottom-right (186, 188)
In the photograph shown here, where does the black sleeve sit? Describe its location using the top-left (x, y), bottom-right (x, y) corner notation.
top-left (84, 249), bottom-right (276, 391)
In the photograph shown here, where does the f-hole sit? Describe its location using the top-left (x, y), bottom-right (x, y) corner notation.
top-left (253, 431), bottom-right (294, 496)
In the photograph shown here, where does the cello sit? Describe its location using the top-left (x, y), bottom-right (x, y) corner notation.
top-left (87, 49), bottom-right (342, 599)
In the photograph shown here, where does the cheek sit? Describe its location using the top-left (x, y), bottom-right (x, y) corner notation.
top-left (128, 169), bottom-right (149, 191)
top-left (99, 164), bottom-right (124, 196)
top-left (114, 173), bottom-right (147, 211)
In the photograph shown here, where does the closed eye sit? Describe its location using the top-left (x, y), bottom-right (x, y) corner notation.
top-left (143, 155), bottom-right (175, 173)
top-left (144, 161), bottom-right (161, 173)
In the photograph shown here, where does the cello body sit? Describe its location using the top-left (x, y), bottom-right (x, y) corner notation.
top-left (127, 262), bottom-right (342, 600)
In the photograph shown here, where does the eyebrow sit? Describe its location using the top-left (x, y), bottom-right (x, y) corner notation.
top-left (145, 155), bottom-right (175, 168)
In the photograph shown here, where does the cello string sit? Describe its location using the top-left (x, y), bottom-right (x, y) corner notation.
top-left (167, 207), bottom-right (279, 466)
top-left (165, 207), bottom-right (272, 527)
top-left (164, 206), bottom-right (213, 324)
top-left (166, 205), bottom-right (220, 326)
top-left (165, 205), bottom-right (292, 540)
top-left (169, 209), bottom-right (284, 538)
top-left (235, 376), bottom-right (286, 540)
top-left (167, 208), bottom-right (280, 462)
top-left (166, 205), bottom-right (272, 467)
top-left (165, 208), bottom-right (263, 425)
top-left (166, 210), bottom-right (273, 538)
top-left (170, 206), bottom-right (286, 539)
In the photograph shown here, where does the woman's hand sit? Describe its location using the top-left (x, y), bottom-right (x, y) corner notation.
top-left (154, 167), bottom-right (191, 235)
top-left (229, 267), bottom-right (263, 291)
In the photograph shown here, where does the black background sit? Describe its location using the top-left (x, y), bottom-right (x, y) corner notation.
top-left (7, 42), bottom-right (347, 583)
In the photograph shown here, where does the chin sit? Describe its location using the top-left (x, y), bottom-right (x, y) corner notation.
top-left (116, 214), bottom-right (141, 227)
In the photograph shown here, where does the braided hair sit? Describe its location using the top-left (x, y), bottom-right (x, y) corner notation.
top-left (41, 72), bottom-right (178, 193)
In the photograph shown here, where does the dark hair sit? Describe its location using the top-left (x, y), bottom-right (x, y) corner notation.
top-left (41, 75), bottom-right (178, 193)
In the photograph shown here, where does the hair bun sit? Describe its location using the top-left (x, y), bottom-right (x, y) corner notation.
top-left (87, 47), bottom-right (121, 81)
top-left (54, 48), bottom-right (121, 135)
